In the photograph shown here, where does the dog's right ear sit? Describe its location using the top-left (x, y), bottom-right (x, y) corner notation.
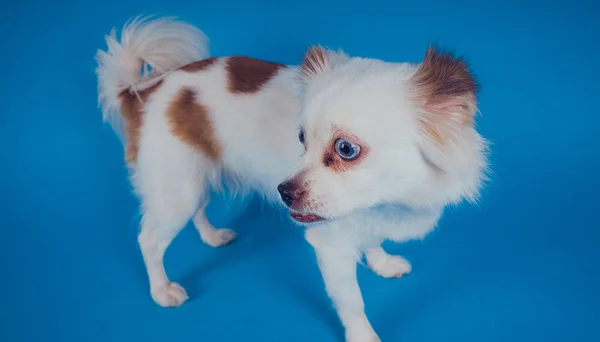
top-left (299, 45), bottom-right (348, 83)
top-left (410, 45), bottom-right (480, 170)
top-left (410, 45), bottom-right (479, 127)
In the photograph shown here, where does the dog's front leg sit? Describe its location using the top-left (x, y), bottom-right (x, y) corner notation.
top-left (306, 229), bottom-right (380, 342)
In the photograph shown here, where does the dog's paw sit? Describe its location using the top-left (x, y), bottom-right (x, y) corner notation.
top-left (202, 228), bottom-right (236, 247)
top-left (369, 255), bottom-right (412, 278)
top-left (151, 282), bottom-right (189, 307)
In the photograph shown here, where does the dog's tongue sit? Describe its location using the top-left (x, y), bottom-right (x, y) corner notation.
top-left (290, 212), bottom-right (325, 223)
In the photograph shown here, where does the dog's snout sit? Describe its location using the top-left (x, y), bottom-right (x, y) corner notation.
top-left (277, 181), bottom-right (305, 207)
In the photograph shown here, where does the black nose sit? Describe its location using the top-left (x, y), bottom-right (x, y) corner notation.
top-left (277, 181), bottom-right (301, 207)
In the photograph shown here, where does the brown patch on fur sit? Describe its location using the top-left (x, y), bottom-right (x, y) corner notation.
top-left (166, 87), bottom-right (221, 161)
top-left (410, 46), bottom-right (479, 147)
top-left (118, 81), bottom-right (163, 164)
top-left (226, 57), bottom-right (286, 93)
top-left (322, 125), bottom-right (370, 173)
top-left (179, 57), bottom-right (218, 72)
top-left (300, 45), bottom-right (328, 82)
top-left (411, 46), bottom-right (478, 109)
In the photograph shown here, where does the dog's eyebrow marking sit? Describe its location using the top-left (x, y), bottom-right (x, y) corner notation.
top-left (118, 80), bottom-right (163, 165)
top-left (167, 87), bottom-right (221, 161)
top-left (226, 56), bottom-right (286, 93)
top-left (179, 57), bottom-right (218, 72)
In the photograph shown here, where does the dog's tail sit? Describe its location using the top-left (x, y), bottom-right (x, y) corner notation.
top-left (95, 15), bottom-right (209, 141)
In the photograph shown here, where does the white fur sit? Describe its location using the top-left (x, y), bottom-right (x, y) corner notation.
top-left (95, 15), bottom-right (489, 341)
top-left (366, 246), bottom-right (412, 278)
top-left (95, 15), bottom-right (209, 141)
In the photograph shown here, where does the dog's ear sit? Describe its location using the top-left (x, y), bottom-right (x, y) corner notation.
top-left (410, 46), bottom-right (479, 168)
top-left (299, 45), bottom-right (348, 83)
top-left (300, 46), bottom-right (328, 82)
top-left (411, 45), bottom-right (479, 128)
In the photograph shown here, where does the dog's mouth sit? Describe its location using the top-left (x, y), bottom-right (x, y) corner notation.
top-left (290, 211), bottom-right (326, 223)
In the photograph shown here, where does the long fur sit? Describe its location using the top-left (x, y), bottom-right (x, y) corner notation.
top-left (95, 15), bottom-right (490, 342)
top-left (95, 15), bottom-right (209, 142)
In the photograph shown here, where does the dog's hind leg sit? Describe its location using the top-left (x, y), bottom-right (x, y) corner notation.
top-left (193, 198), bottom-right (236, 248)
top-left (138, 210), bottom-right (192, 307)
top-left (136, 158), bottom-right (213, 307)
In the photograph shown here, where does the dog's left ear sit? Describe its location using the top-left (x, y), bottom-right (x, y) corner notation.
top-left (410, 46), bottom-right (479, 168)
top-left (299, 45), bottom-right (348, 83)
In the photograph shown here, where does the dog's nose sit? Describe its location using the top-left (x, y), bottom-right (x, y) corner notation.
top-left (277, 181), bottom-right (304, 207)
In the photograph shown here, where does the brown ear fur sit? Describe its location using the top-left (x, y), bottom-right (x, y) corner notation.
top-left (411, 46), bottom-right (479, 148)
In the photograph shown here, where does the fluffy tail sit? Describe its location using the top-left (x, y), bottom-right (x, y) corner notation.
top-left (95, 15), bottom-right (209, 141)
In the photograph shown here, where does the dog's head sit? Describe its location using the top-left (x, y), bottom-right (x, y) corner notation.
top-left (279, 46), bottom-right (489, 224)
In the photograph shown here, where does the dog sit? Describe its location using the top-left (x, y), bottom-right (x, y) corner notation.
top-left (96, 15), bottom-right (489, 342)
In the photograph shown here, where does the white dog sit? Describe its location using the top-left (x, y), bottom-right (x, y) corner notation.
top-left (96, 15), bottom-right (489, 342)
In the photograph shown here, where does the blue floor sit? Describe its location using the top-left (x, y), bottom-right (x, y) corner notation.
top-left (1, 1), bottom-right (599, 341)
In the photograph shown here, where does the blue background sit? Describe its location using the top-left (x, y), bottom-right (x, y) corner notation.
top-left (1, 0), bottom-right (599, 341)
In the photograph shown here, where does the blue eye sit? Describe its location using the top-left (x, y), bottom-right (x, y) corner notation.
top-left (335, 139), bottom-right (360, 160)
top-left (299, 129), bottom-right (305, 145)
